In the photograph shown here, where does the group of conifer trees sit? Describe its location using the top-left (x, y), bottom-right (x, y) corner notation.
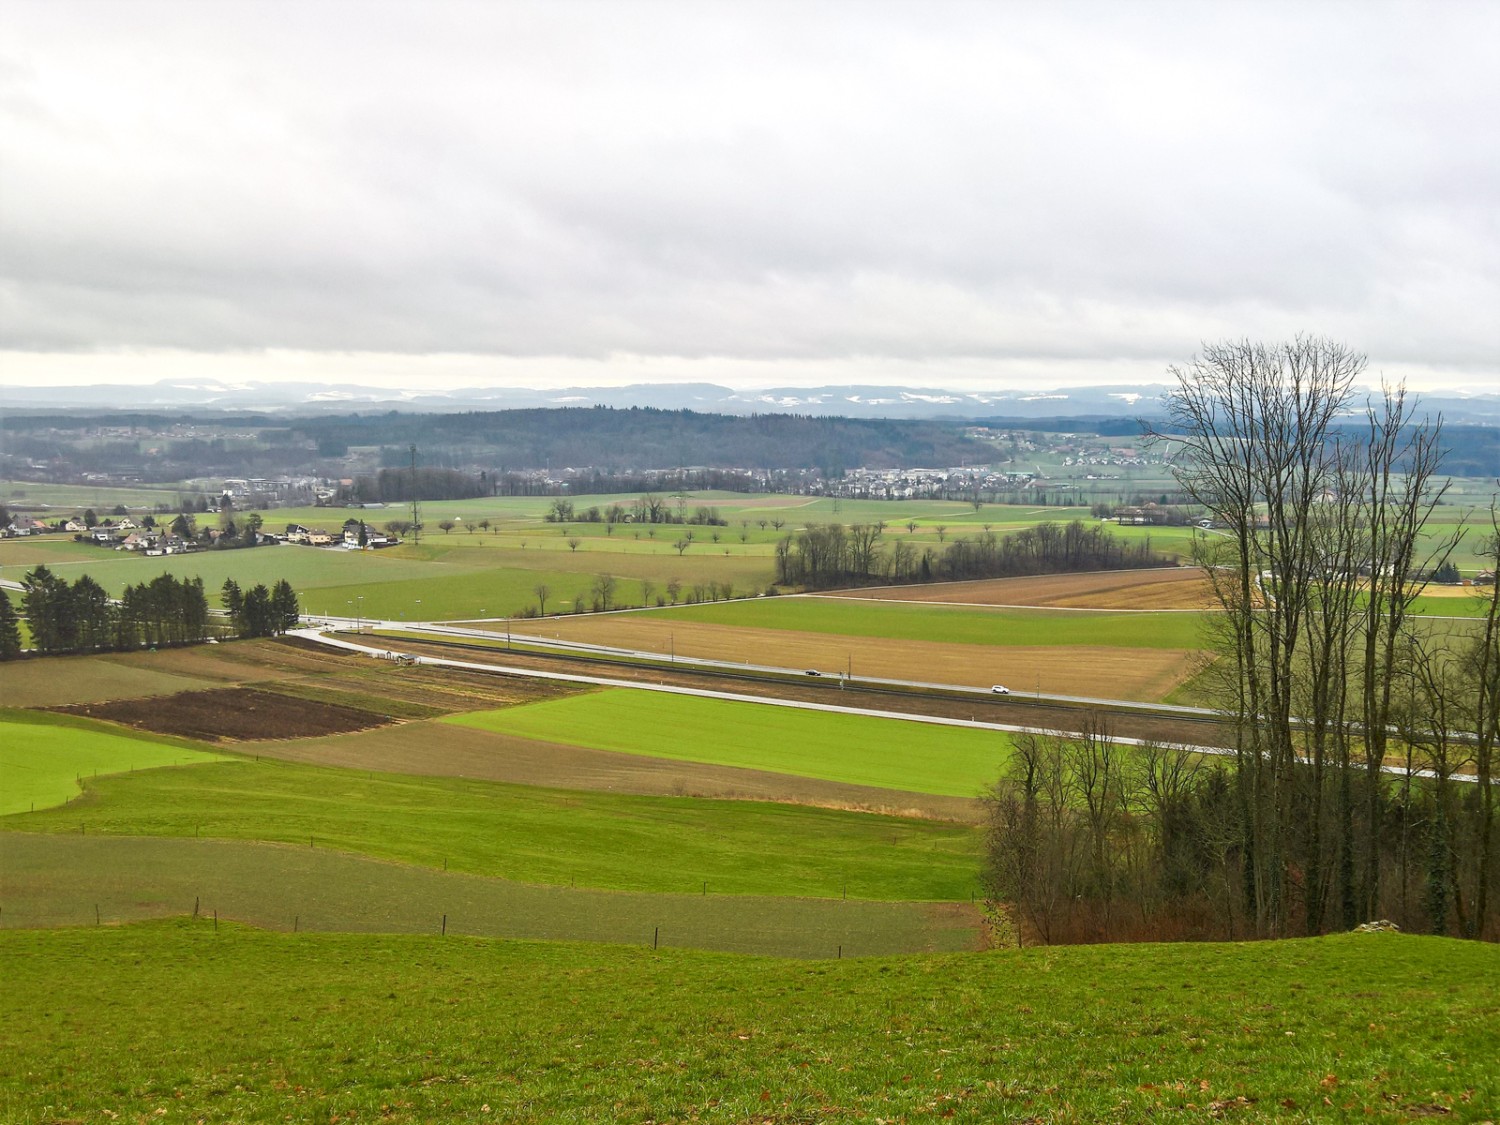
top-left (0, 565), bottom-right (300, 659)
top-left (219, 579), bottom-right (300, 639)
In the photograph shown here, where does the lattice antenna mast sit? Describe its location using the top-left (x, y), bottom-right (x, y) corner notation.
top-left (409, 444), bottom-right (422, 544)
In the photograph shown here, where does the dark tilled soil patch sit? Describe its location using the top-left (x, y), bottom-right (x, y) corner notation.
top-left (55, 687), bottom-right (392, 743)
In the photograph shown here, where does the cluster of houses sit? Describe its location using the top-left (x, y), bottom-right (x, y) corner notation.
top-left (6, 514), bottom-right (147, 541)
top-left (1060, 446), bottom-right (1163, 472)
top-left (220, 477), bottom-right (337, 507)
top-left (3, 513), bottom-right (398, 554)
top-left (809, 465), bottom-right (1038, 501)
top-left (283, 520), bottom-right (400, 549)
top-left (2, 515), bottom-right (201, 556)
top-left (3, 516), bottom-right (60, 538)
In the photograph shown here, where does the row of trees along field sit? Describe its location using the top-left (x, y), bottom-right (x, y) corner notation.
top-left (543, 496), bottom-right (731, 526)
top-left (984, 338), bottom-right (1498, 944)
top-left (774, 518), bottom-right (1173, 589)
top-left (0, 566), bottom-right (300, 659)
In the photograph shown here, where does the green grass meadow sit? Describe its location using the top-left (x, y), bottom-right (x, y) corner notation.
top-left (0, 714), bottom-right (232, 815)
top-left (446, 689), bottom-right (1014, 797)
top-left (2, 755), bottom-right (980, 900)
top-left (654, 595), bottom-right (1211, 649)
top-left (2, 921), bottom-right (1493, 1123)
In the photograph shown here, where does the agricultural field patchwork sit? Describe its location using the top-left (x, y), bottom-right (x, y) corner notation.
top-left (5, 491), bottom-right (1497, 1123)
top-left (249, 719), bottom-right (983, 821)
top-left (8, 538), bottom-right (476, 598)
top-left (529, 606), bottom-right (1207, 700)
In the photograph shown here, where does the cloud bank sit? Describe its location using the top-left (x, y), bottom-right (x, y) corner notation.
top-left (2, 0), bottom-right (1496, 391)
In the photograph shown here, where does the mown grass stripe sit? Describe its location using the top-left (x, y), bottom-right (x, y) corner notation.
top-left (445, 689), bottom-right (1013, 797)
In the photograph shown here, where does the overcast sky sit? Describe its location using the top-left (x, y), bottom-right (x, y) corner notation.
top-left (2, 0), bottom-right (1496, 393)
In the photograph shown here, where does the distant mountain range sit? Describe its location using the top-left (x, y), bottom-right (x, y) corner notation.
top-left (4, 379), bottom-right (1498, 424)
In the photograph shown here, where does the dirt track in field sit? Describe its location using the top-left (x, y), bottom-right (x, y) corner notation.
top-left (248, 720), bottom-right (986, 823)
top-left (522, 616), bottom-right (1201, 701)
top-left (822, 567), bottom-right (1216, 609)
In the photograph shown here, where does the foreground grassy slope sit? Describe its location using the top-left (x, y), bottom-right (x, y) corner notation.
top-left (0, 757), bottom-right (979, 900)
top-left (446, 689), bottom-right (1014, 797)
top-left (2, 922), bottom-right (1493, 1123)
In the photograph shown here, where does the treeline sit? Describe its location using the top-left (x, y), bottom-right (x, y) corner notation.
top-left (11, 566), bottom-right (211, 654)
top-left (307, 406), bottom-right (994, 473)
top-left (984, 724), bottom-right (1246, 944)
top-left (983, 340), bottom-right (1500, 946)
top-left (552, 468), bottom-right (766, 497)
top-left (1, 566), bottom-right (302, 659)
top-left (937, 521), bottom-right (1170, 580)
top-left (346, 466), bottom-right (490, 504)
top-left (543, 497), bottom-right (729, 526)
top-left (983, 705), bottom-right (1499, 945)
top-left (774, 519), bottom-right (1173, 588)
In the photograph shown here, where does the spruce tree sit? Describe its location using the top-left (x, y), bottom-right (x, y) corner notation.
top-left (0, 590), bottom-right (22, 659)
top-left (271, 579), bottom-right (300, 633)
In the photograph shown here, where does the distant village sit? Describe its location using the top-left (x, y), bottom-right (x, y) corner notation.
top-left (3, 508), bottom-right (400, 555)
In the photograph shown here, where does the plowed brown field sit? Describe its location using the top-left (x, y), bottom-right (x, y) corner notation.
top-left (823, 567), bottom-right (1214, 609)
top-left (56, 687), bottom-right (391, 742)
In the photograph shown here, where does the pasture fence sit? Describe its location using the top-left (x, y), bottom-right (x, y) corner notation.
top-left (3, 894), bottom-right (971, 960)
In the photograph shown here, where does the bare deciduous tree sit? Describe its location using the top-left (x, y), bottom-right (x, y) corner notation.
top-left (1150, 336), bottom-right (1467, 938)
